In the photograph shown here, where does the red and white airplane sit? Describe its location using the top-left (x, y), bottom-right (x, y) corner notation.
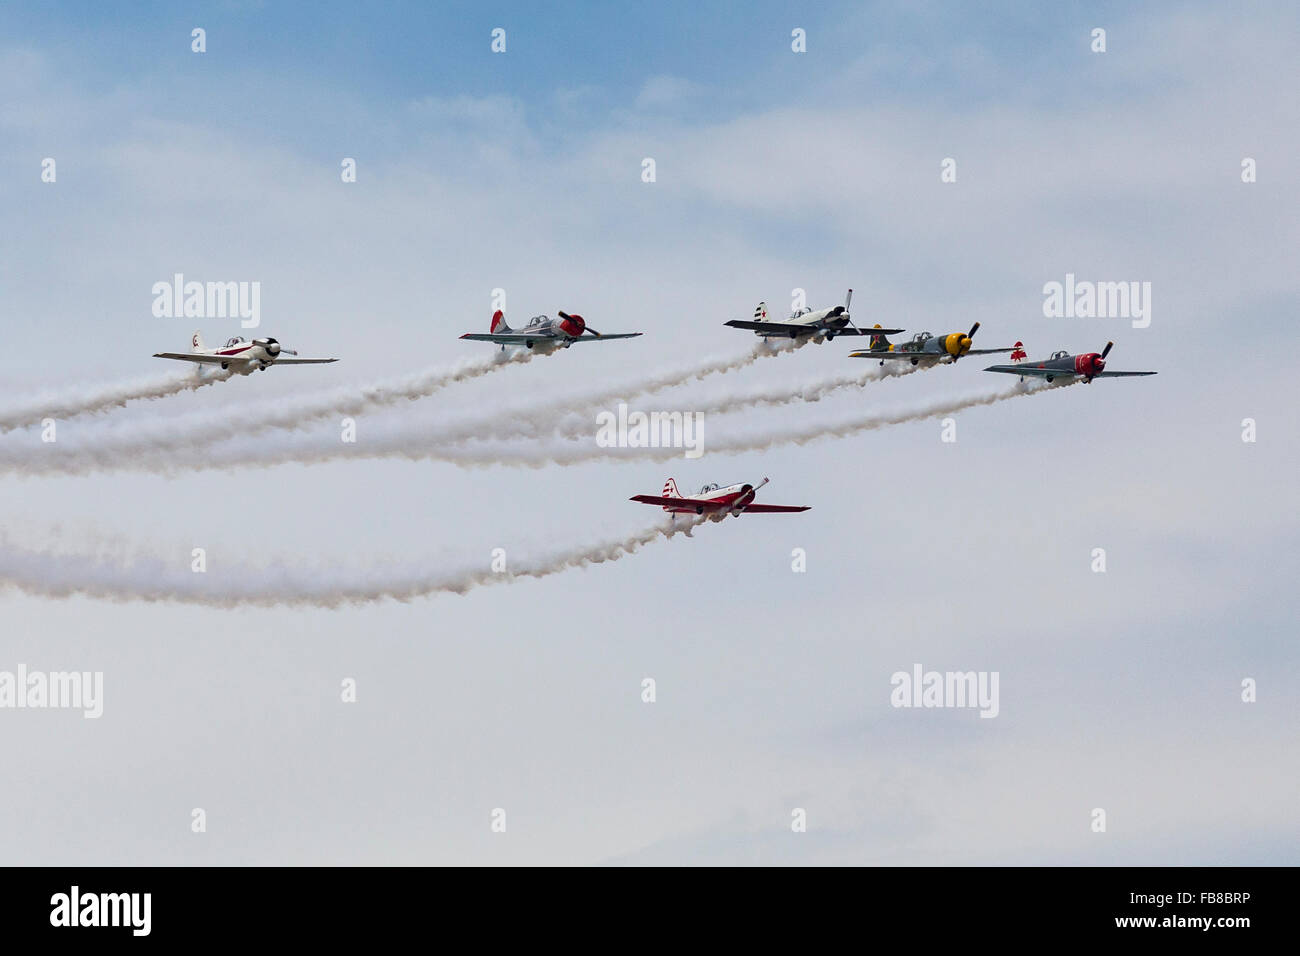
top-left (631, 477), bottom-right (810, 521)
top-left (154, 331), bottom-right (338, 374)
top-left (460, 310), bottom-right (642, 350)
top-left (983, 341), bottom-right (1156, 384)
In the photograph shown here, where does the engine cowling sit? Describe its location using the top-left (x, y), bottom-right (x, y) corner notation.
top-left (1075, 353), bottom-right (1105, 377)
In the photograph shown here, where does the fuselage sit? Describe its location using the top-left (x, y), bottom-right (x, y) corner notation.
top-left (204, 336), bottom-right (285, 373)
top-left (1020, 350), bottom-right (1107, 380)
top-left (868, 330), bottom-right (973, 360)
top-left (663, 482), bottom-right (758, 515)
top-left (523, 314), bottom-right (588, 340)
top-left (748, 305), bottom-right (851, 336)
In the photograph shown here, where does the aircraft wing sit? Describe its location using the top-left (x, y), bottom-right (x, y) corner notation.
top-left (153, 352), bottom-right (229, 364)
top-left (1093, 370), bottom-right (1157, 377)
top-left (459, 333), bottom-right (550, 343)
top-left (629, 494), bottom-right (718, 509)
top-left (740, 504), bottom-right (811, 513)
top-left (983, 364), bottom-right (1066, 377)
top-left (848, 350), bottom-right (936, 359)
top-left (272, 357), bottom-right (339, 364)
top-left (460, 332), bottom-right (642, 343)
top-left (963, 347), bottom-right (1018, 355)
top-left (725, 320), bottom-right (903, 335)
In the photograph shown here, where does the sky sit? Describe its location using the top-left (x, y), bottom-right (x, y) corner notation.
top-left (0, 1), bottom-right (1296, 865)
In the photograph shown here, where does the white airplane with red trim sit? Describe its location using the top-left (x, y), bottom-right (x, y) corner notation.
top-left (460, 310), bottom-right (642, 351)
top-left (631, 477), bottom-right (810, 521)
top-left (154, 331), bottom-right (338, 374)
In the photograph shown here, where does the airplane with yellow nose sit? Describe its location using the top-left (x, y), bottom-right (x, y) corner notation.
top-left (848, 322), bottom-right (1017, 366)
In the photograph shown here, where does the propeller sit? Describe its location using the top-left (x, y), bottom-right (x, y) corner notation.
top-left (950, 322), bottom-right (980, 362)
top-left (735, 476), bottom-right (769, 513)
top-left (558, 310), bottom-right (601, 337)
top-left (1085, 340), bottom-right (1114, 376)
top-left (839, 288), bottom-right (865, 335)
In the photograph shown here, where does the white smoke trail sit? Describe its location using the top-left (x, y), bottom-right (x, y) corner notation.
top-left (192, 334), bottom-right (803, 442)
top-left (0, 357), bottom-right (930, 475)
top-left (0, 369), bottom-right (233, 433)
top-left (0, 337), bottom-right (826, 474)
top-left (0, 350), bottom-right (531, 467)
top-left (12, 336), bottom-right (798, 460)
top-left (479, 355), bottom-right (921, 443)
top-left (0, 519), bottom-right (700, 608)
top-left (4, 377), bottom-right (1068, 475)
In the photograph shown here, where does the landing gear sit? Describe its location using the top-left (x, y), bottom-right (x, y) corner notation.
top-left (525, 340), bottom-right (534, 349)
top-left (220, 362), bottom-right (229, 370)
top-left (788, 331), bottom-right (798, 339)
top-left (826, 332), bottom-right (836, 341)
top-left (910, 358), bottom-right (919, 366)
top-left (695, 506), bottom-right (704, 515)
top-left (1045, 375), bottom-right (1054, 383)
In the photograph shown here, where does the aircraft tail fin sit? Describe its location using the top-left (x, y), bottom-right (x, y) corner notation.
top-left (753, 301), bottom-right (768, 322)
top-left (490, 310), bottom-right (512, 334)
top-left (869, 324), bottom-right (891, 351)
top-left (190, 330), bottom-right (206, 352)
top-left (1010, 341), bottom-right (1027, 363)
top-left (662, 478), bottom-right (680, 499)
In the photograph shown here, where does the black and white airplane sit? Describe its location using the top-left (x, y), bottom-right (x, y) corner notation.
top-left (725, 289), bottom-right (902, 341)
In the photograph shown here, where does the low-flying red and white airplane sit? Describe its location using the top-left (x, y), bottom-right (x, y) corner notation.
top-left (460, 310), bottom-right (642, 350)
top-left (983, 341), bottom-right (1157, 384)
top-left (154, 331), bottom-right (338, 374)
top-left (631, 477), bottom-right (810, 521)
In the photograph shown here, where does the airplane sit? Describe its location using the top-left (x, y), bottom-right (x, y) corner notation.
top-left (724, 289), bottom-right (903, 341)
top-left (154, 331), bottom-right (338, 373)
top-left (630, 477), bottom-right (810, 521)
top-left (848, 322), bottom-right (1016, 365)
top-left (460, 310), bottom-right (642, 350)
top-left (983, 341), bottom-right (1157, 384)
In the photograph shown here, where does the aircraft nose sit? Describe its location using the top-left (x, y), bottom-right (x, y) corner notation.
top-left (960, 337), bottom-right (972, 352)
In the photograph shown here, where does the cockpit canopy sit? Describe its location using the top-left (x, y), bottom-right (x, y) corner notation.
top-left (791, 308), bottom-right (812, 318)
top-left (915, 332), bottom-right (932, 341)
top-left (224, 336), bottom-right (246, 347)
top-left (699, 482), bottom-right (720, 493)
top-left (526, 315), bottom-right (548, 327)
top-left (1051, 349), bottom-right (1069, 359)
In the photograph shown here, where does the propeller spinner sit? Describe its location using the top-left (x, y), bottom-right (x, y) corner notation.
top-left (558, 310), bottom-right (601, 337)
